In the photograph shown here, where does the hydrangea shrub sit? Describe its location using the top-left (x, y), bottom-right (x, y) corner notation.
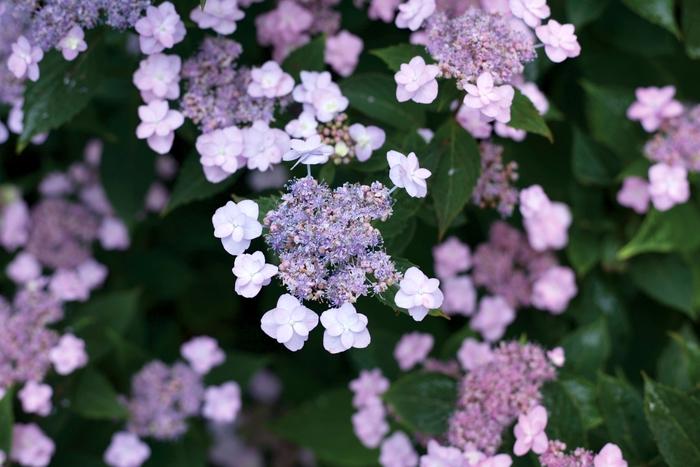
top-left (1, 0), bottom-right (700, 466)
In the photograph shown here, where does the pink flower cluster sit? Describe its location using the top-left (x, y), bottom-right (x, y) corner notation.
top-left (133, 2), bottom-right (186, 154)
top-left (349, 369), bottom-right (391, 448)
top-left (620, 87), bottom-right (697, 213)
top-left (513, 406), bottom-right (628, 467)
top-left (433, 237), bottom-right (477, 317)
top-left (394, 332), bottom-right (434, 370)
top-left (414, 1), bottom-right (579, 126)
top-left (0, 141), bottom-right (134, 304)
top-left (432, 223), bottom-right (577, 341)
top-left (447, 341), bottom-right (556, 454)
top-left (519, 185), bottom-right (572, 251)
top-left (105, 336), bottom-right (240, 467)
top-left (419, 439), bottom-right (512, 467)
top-left (618, 164), bottom-right (690, 213)
top-left (256, 0), bottom-right (341, 61)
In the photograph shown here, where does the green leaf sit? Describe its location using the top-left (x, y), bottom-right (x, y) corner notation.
top-left (19, 45), bottom-right (104, 150)
top-left (542, 381), bottom-right (588, 447)
top-left (319, 163), bottom-right (336, 185)
top-left (70, 290), bottom-right (141, 360)
top-left (282, 35), bottom-right (326, 80)
top-left (101, 129), bottom-right (155, 226)
top-left (560, 318), bottom-right (611, 378)
top-left (618, 204), bottom-right (700, 259)
top-left (424, 120), bottom-right (481, 238)
top-left (622, 0), bottom-right (680, 37)
top-left (581, 81), bottom-right (642, 162)
top-left (384, 372), bottom-right (458, 435)
top-left (644, 377), bottom-right (700, 467)
top-left (658, 326), bottom-right (700, 391)
top-left (71, 369), bottom-right (129, 420)
top-left (670, 332), bottom-right (700, 385)
top-left (566, 227), bottom-right (602, 276)
top-left (566, 0), bottom-right (611, 27)
top-left (509, 89), bottom-right (553, 141)
top-left (682, 0), bottom-right (700, 59)
top-left (629, 254), bottom-right (696, 318)
top-left (340, 73), bottom-right (426, 130)
top-left (252, 194), bottom-right (280, 222)
top-left (370, 44), bottom-right (432, 72)
top-left (597, 374), bottom-right (656, 463)
top-left (273, 389), bottom-right (377, 466)
top-left (560, 378), bottom-right (603, 430)
top-left (164, 152), bottom-right (240, 215)
top-left (0, 387), bottom-right (14, 454)
top-left (377, 189), bottom-right (423, 241)
top-left (571, 127), bottom-right (620, 186)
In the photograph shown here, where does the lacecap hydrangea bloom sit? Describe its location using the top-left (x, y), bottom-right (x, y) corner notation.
top-left (389, 0), bottom-right (580, 125)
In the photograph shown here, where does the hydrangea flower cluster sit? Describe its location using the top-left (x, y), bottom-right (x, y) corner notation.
top-left (0, 141), bottom-right (131, 303)
top-left (619, 86), bottom-right (696, 213)
top-left (124, 361), bottom-right (205, 440)
top-left (284, 71), bottom-right (386, 166)
top-left (434, 222), bottom-right (576, 341)
top-left (2, 0), bottom-right (151, 90)
top-left (390, 0), bottom-right (578, 125)
top-left (10, 423), bottom-right (55, 467)
top-left (349, 369), bottom-right (391, 448)
top-left (132, 2), bottom-right (186, 154)
top-left (447, 341), bottom-right (557, 454)
top-left (347, 335), bottom-right (624, 467)
top-left (211, 141), bottom-right (440, 352)
top-left (511, 405), bottom-right (629, 467)
top-left (425, 10), bottom-right (536, 85)
top-left (519, 184), bottom-right (572, 251)
top-left (105, 336), bottom-right (241, 467)
top-left (0, 2), bottom-right (31, 105)
top-left (458, 80), bottom-right (550, 142)
top-left (256, 0), bottom-right (342, 61)
top-left (0, 286), bottom-right (88, 466)
top-left (0, 148), bottom-right (129, 301)
top-left (181, 38), bottom-right (300, 182)
top-left (471, 141), bottom-right (519, 216)
top-left (264, 177), bottom-right (400, 305)
top-left (182, 38), bottom-right (286, 134)
top-left (0, 287), bottom-right (81, 389)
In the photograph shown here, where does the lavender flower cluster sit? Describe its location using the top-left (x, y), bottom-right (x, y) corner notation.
top-left (472, 221), bottom-right (557, 309)
top-left (26, 199), bottom-right (99, 269)
top-left (0, 1), bottom-right (30, 104)
top-left (471, 142), bottom-right (519, 216)
top-left (539, 440), bottom-right (595, 467)
top-left (125, 361), bottom-right (205, 440)
top-left (18, 0), bottom-right (149, 52)
top-left (447, 341), bottom-right (556, 455)
top-left (644, 104), bottom-right (700, 172)
top-left (181, 37), bottom-right (287, 134)
top-left (425, 9), bottom-right (536, 85)
top-left (264, 177), bottom-right (401, 306)
top-left (0, 140), bottom-right (131, 303)
top-left (618, 86), bottom-right (694, 213)
top-left (256, 0), bottom-right (341, 61)
top-left (0, 287), bottom-right (63, 389)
